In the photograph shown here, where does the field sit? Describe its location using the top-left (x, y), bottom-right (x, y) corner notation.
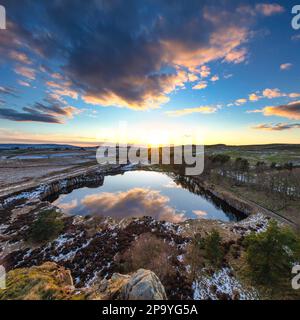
top-left (205, 144), bottom-right (300, 166)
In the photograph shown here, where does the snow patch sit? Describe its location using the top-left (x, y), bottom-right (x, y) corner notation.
top-left (192, 267), bottom-right (258, 300)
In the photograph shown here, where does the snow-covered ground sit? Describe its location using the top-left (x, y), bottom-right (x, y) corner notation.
top-left (193, 267), bottom-right (259, 300)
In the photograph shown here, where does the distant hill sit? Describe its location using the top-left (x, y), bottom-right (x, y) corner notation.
top-left (0, 144), bottom-right (81, 150)
top-left (206, 144), bottom-right (300, 151)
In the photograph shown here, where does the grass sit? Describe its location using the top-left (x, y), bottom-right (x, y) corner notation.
top-left (0, 262), bottom-right (79, 300)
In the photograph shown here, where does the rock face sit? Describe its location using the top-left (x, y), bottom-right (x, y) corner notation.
top-left (98, 269), bottom-right (167, 300)
top-left (122, 269), bottom-right (167, 300)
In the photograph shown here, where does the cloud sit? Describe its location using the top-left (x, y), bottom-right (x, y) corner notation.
top-left (9, 50), bottom-right (32, 64)
top-left (198, 65), bottom-right (211, 78)
top-left (261, 101), bottom-right (300, 120)
top-left (2, 1), bottom-right (259, 110)
top-left (289, 93), bottom-right (300, 98)
top-left (187, 73), bottom-right (199, 82)
top-left (237, 3), bottom-right (285, 17)
top-left (166, 105), bottom-right (218, 117)
top-left (246, 109), bottom-right (263, 114)
top-left (230, 88), bottom-right (300, 110)
top-left (253, 123), bottom-right (300, 131)
top-left (14, 66), bottom-right (36, 80)
top-left (248, 89), bottom-right (300, 101)
top-left (210, 75), bottom-right (219, 82)
top-left (0, 108), bottom-right (60, 123)
top-left (0, 86), bottom-right (18, 97)
top-left (224, 48), bottom-right (247, 64)
top-left (262, 88), bottom-right (284, 99)
top-left (0, 97), bottom-right (79, 123)
top-left (280, 63), bottom-right (292, 71)
top-left (80, 188), bottom-right (186, 223)
top-left (249, 93), bottom-right (260, 101)
top-left (192, 81), bottom-right (208, 90)
top-left (17, 80), bottom-right (31, 87)
top-left (235, 98), bottom-right (247, 106)
top-left (51, 73), bottom-right (64, 80)
top-left (46, 81), bottom-right (79, 101)
top-left (255, 4), bottom-right (285, 16)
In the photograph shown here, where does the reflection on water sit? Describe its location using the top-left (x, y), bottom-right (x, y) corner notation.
top-left (52, 171), bottom-right (246, 222)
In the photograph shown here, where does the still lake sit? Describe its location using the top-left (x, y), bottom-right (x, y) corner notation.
top-left (52, 170), bottom-right (245, 222)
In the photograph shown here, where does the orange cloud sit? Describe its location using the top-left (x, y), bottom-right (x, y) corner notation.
top-left (224, 48), bottom-right (247, 64)
top-left (83, 71), bottom-right (188, 110)
top-left (249, 93), bottom-right (260, 101)
top-left (192, 81), bottom-right (208, 90)
top-left (198, 65), bottom-right (211, 78)
top-left (262, 101), bottom-right (300, 120)
top-left (262, 88), bottom-right (284, 99)
top-left (210, 75), bottom-right (219, 82)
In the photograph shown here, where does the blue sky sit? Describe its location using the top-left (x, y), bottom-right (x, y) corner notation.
top-left (0, 0), bottom-right (300, 146)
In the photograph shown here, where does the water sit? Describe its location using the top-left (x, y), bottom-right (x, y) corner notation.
top-left (52, 170), bottom-right (245, 223)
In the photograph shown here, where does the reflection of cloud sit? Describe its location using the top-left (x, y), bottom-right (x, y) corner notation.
top-left (81, 188), bottom-right (185, 223)
top-left (193, 210), bottom-right (208, 217)
top-left (163, 181), bottom-right (181, 189)
top-left (59, 199), bottom-right (78, 213)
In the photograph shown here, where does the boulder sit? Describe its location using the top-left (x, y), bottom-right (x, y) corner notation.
top-left (122, 269), bottom-right (167, 300)
top-left (98, 269), bottom-right (167, 300)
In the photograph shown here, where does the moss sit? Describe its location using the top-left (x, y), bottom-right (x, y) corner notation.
top-left (0, 262), bottom-right (75, 300)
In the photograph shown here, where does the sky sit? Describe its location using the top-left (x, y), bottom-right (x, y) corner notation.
top-left (0, 0), bottom-right (300, 146)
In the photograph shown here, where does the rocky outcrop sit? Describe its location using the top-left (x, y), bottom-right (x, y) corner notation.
top-left (98, 269), bottom-right (167, 300)
top-left (0, 262), bottom-right (167, 300)
top-left (1, 170), bottom-right (105, 209)
top-left (122, 269), bottom-right (167, 300)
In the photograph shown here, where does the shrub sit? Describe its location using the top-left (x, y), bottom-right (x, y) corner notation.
top-left (244, 220), bottom-right (300, 288)
top-left (204, 229), bottom-right (224, 267)
top-left (118, 233), bottom-right (176, 283)
top-left (185, 233), bottom-right (206, 277)
top-left (27, 210), bottom-right (64, 243)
